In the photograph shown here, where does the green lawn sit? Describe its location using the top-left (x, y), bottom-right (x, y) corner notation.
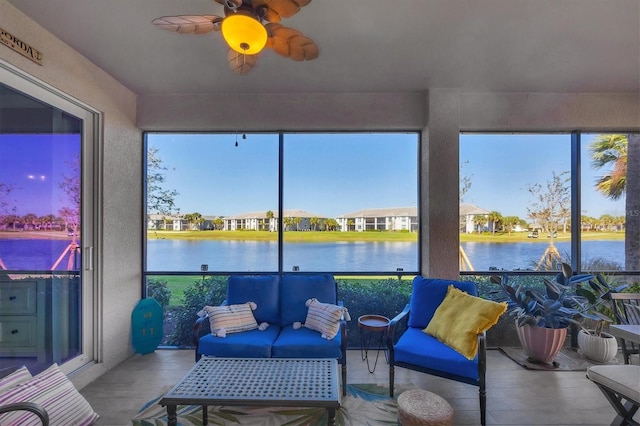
top-left (148, 275), bottom-right (199, 305)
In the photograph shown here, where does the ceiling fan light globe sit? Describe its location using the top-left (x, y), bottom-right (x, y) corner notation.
top-left (221, 14), bottom-right (267, 55)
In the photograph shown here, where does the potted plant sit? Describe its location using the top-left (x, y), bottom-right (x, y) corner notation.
top-left (490, 273), bottom-right (588, 364)
top-left (564, 263), bottom-right (629, 363)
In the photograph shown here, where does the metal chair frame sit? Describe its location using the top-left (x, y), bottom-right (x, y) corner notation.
top-left (610, 293), bottom-right (640, 364)
top-left (587, 371), bottom-right (640, 426)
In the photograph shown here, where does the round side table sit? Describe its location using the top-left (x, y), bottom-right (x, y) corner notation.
top-left (358, 314), bottom-right (390, 373)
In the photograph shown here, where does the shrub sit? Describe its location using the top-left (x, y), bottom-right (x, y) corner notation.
top-left (165, 277), bottom-right (227, 347)
top-left (338, 278), bottom-right (412, 348)
top-left (146, 279), bottom-right (172, 309)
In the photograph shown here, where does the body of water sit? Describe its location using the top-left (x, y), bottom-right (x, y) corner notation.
top-left (461, 240), bottom-right (625, 271)
top-left (0, 238), bottom-right (625, 272)
top-left (146, 239), bottom-right (625, 272)
top-left (0, 239), bottom-right (80, 270)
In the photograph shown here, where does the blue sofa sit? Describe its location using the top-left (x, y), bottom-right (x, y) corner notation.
top-left (192, 274), bottom-right (348, 394)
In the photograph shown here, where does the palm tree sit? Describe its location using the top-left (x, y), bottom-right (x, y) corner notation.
top-left (266, 210), bottom-right (275, 231)
top-left (487, 211), bottom-right (502, 234)
top-left (502, 216), bottom-right (520, 236)
top-left (591, 134), bottom-right (627, 199)
top-left (626, 134), bottom-right (639, 271)
top-left (590, 134), bottom-right (639, 271)
top-left (347, 219), bottom-right (354, 231)
top-left (473, 215), bottom-right (486, 233)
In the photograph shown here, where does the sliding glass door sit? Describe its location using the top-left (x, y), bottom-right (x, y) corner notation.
top-left (0, 63), bottom-right (98, 374)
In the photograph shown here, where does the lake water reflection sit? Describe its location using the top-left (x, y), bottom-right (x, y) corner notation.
top-left (462, 240), bottom-right (624, 271)
top-left (146, 240), bottom-right (419, 272)
top-left (0, 238), bottom-right (625, 272)
top-left (147, 239), bottom-right (624, 271)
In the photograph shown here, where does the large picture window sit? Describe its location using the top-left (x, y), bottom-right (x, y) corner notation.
top-left (144, 132), bottom-right (420, 274)
top-left (459, 132), bottom-right (639, 274)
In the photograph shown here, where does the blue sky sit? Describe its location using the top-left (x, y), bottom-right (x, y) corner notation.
top-left (0, 132), bottom-right (625, 221)
top-left (151, 132), bottom-right (625, 220)
top-left (0, 134), bottom-right (79, 217)
top-left (149, 132), bottom-right (419, 218)
top-left (460, 133), bottom-right (626, 219)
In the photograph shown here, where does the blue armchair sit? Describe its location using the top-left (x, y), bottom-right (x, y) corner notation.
top-left (387, 277), bottom-right (488, 426)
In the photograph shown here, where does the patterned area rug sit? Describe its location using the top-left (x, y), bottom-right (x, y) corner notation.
top-left (131, 383), bottom-right (409, 425)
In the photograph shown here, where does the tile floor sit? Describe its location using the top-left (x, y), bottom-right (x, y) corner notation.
top-left (79, 349), bottom-right (635, 426)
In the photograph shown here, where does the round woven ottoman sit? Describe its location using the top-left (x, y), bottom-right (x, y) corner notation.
top-left (397, 389), bottom-right (453, 426)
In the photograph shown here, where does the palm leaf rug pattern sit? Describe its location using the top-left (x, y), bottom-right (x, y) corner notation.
top-left (131, 383), bottom-right (410, 426)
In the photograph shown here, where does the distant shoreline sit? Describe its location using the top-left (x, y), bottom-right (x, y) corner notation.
top-left (0, 229), bottom-right (625, 243)
top-left (145, 230), bottom-right (624, 243)
top-left (0, 230), bottom-right (71, 240)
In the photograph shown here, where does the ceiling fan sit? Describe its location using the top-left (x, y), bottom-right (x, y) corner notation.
top-left (152, 0), bottom-right (319, 74)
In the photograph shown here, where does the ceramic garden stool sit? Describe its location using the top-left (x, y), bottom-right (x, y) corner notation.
top-left (397, 389), bottom-right (453, 426)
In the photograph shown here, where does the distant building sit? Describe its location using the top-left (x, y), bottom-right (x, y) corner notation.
top-left (459, 204), bottom-right (490, 233)
top-left (147, 213), bottom-right (188, 231)
top-left (147, 214), bottom-right (220, 231)
top-left (336, 207), bottom-right (418, 232)
top-left (223, 209), bottom-right (327, 231)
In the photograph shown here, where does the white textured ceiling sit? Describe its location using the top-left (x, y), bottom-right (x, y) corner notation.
top-left (7, 0), bottom-right (640, 95)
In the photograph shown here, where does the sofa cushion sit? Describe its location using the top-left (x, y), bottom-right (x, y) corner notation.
top-left (272, 325), bottom-right (343, 359)
top-left (227, 275), bottom-right (280, 325)
top-left (407, 277), bottom-right (478, 329)
top-left (204, 302), bottom-right (259, 336)
top-left (0, 366), bottom-right (32, 393)
top-left (394, 327), bottom-right (479, 382)
top-left (424, 285), bottom-right (506, 360)
top-left (0, 363), bottom-right (99, 426)
top-left (280, 274), bottom-right (337, 326)
top-left (303, 298), bottom-right (348, 340)
top-left (198, 326), bottom-right (280, 358)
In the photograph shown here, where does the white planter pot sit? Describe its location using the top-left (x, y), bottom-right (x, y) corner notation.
top-left (577, 329), bottom-right (618, 363)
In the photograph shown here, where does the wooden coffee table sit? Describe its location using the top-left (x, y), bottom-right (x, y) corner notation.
top-left (159, 357), bottom-right (341, 425)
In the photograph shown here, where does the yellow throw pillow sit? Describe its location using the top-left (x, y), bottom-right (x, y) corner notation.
top-left (424, 285), bottom-right (507, 360)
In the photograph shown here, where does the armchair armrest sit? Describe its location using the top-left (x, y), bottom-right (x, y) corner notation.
top-left (387, 303), bottom-right (410, 349)
top-left (192, 315), bottom-right (210, 347)
top-left (0, 402), bottom-right (49, 425)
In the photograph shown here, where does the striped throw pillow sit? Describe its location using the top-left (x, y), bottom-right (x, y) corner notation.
top-left (205, 302), bottom-right (259, 336)
top-left (0, 363), bottom-right (99, 426)
top-left (303, 298), bottom-right (349, 340)
top-left (0, 366), bottom-right (32, 394)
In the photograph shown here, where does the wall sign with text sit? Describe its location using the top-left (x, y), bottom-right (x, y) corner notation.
top-left (0, 27), bottom-right (43, 65)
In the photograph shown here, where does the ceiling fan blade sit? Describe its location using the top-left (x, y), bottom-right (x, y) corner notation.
top-left (266, 23), bottom-right (318, 60)
top-left (259, 7), bottom-right (282, 23)
top-left (253, 0), bottom-right (311, 20)
top-left (227, 49), bottom-right (258, 74)
top-left (287, 35), bottom-right (319, 61)
top-left (152, 15), bottom-right (223, 34)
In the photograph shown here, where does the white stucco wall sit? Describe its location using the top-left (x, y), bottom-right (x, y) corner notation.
top-left (1, 0), bottom-right (141, 388)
